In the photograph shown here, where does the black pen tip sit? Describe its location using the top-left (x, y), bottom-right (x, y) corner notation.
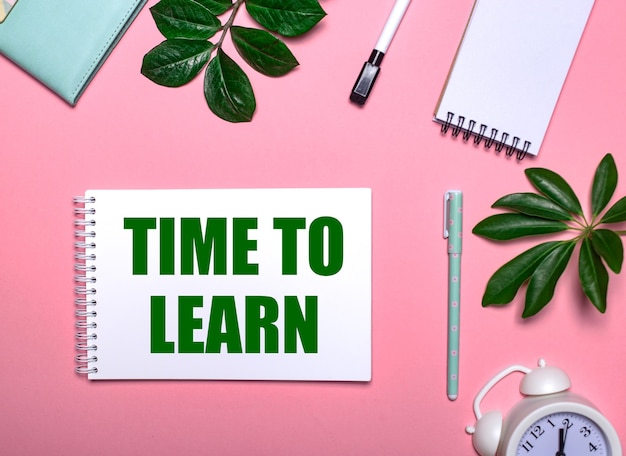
top-left (350, 61), bottom-right (381, 106)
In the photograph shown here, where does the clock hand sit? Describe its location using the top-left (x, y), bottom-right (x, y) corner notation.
top-left (556, 428), bottom-right (566, 456)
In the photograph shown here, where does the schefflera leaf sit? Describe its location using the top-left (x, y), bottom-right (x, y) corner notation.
top-left (482, 241), bottom-right (563, 307)
top-left (591, 153), bottom-right (618, 217)
top-left (601, 196), bottom-right (626, 223)
top-left (231, 26), bottom-right (299, 77)
top-left (590, 229), bottom-right (623, 274)
top-left (204, 49), bottom-right (256, 122)
top-left (523, 242), bottom-right (576, 318)
top-left (525, 167), bottom-right (583, 216)
top-left (141, 39), bottom-right (214, 87)
top-left (492, 192), bottom-right (573, 221)
top-left (472, 213), bottom-right (568, 241)
top-left (579, 238), bottom-right (609, 313)
top-left (150, 0), bottom-right (222, 40)
top-left (245, 0), bottom-right (326, 37)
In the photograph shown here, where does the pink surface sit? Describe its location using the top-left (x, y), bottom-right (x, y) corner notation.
top-left (1, 0), bottom-right (625, 454)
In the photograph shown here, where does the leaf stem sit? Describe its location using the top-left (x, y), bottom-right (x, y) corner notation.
top-left (569, 217), bottom-right (587, 230)
top-left (216, 0), bottom-right (245, 50)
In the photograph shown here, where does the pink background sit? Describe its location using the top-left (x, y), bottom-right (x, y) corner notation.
top-left (1, 0), bottom-right (625, 454)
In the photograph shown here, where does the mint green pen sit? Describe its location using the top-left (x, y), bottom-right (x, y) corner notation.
top-left (444, 190), bottom-right (463, 401)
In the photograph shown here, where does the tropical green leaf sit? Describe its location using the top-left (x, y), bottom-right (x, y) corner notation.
top-left (523, 242), bottom-right (576, 318)
top-left (601, 196), bottom-right (626, 223)
top-left (472, 213), bottom-right (569, 241)
top-left (474, 153), bottom-right (626, 317)
top-left (150, 0), bottom-right (221, 40)
top-left (482, 241), bottom-right (563, 306)
top-left (141, 39), bottom-right (213, 87)
top-left (143, 0), bottom-right (325, 121)
top-left (591, 229), bottom-right (623, 273)
top-left (245, 0), bottom-right (327, 37)
top-left (579, 238), bottom-right (608, 313)
top-left (525, 168), bottom-right (583, 216)
top-left (591, 154), bottom-right (618, 217)
top-left (204, 49), bottom-right (256, 122)
top-left (231, 26), bottom-right (299, 76)
top-left (195, 0), bottom-right (232, 15)
top-left (492, 192), bottom-right (573, 221)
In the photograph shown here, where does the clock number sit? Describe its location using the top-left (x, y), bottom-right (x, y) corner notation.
top-left (589, 442), bottom-right (599, 452)
top-left (530, 425), bottom-right (544, 440)
top-left (521, 440), bottom-right (534, 452)
top-left (561, 418), bottom-right (574, 429)
top-left (580, 426), bottom-right (591, 438)
top-left (547, 419), bottom-right (556, 428)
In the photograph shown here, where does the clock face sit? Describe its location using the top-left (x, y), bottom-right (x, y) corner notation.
top-left (516, 412), bottom-right (610, 456)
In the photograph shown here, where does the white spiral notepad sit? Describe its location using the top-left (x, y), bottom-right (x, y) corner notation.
top-left (434, 0), bottom-right (595, 159)
top-left (74, 189), bottom-right (371, 381)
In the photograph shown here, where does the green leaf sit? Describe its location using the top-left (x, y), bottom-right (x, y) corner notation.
top-left (472, 213), bottom-right (569, 241)
top-left (601, 196), bottom-right (626, 223)
top-left (231, 26), bottom-right (299, 76)
top-left (579, 238), bottom-right (609, 313)
top-left (245, 0), bottom-right (327, 37)
top-left (523, 242), bottom-right (576, 318)
top-left (525, 168), bottom-right (583, 216)
top-left (141, 39), bottom-right (213, 87)
top-left (591, 229), bottom-right (623, 273)
top-left (195, 0), bottom-right (232, 15)
top-left (591, 154), bottom-right (618, 217)
top-left (150, 0), bottom-right (221, 40)
top-left (492, 192), bottom-right (573, 221)
top-left (482, 241), bottom-right (563, 306)
top-left (204, 49), bottom-right (256, 122)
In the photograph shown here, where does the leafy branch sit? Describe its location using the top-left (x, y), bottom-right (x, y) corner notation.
top-left (141, 0), bottom-right (326, 122)
top-left (473, 154), bottom-right (626, 318)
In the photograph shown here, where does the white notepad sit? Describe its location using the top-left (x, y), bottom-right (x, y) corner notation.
top-left (434, 0), bottom-right (595, 158)
top-left (73, 189), bottom-right (371, 381)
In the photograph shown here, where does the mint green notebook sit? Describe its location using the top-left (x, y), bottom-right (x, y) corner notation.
top-left (0, 0), bottom-right (146, 105)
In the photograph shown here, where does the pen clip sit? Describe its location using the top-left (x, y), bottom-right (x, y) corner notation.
top-left (443, 192), bottom-right (451, 239)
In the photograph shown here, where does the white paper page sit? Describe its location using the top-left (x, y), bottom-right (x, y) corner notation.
top-left (434, 0), bottom-right (595, 156)
top-left (77, 189), bottom-right (371, 381)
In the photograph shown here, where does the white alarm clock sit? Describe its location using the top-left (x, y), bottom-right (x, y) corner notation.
top-left (466, 359), bottom-right (622, 456)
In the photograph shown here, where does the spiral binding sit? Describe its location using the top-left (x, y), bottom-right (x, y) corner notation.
top-left (440, 112), bottom-right (531, 160)
top-left (73, 196), bottom-right (98, 375)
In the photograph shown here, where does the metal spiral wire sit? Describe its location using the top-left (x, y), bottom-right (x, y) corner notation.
top-left (440, 111), bottom-right (530, 160)
top-left (73, 196), bottom-right (98, 375)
